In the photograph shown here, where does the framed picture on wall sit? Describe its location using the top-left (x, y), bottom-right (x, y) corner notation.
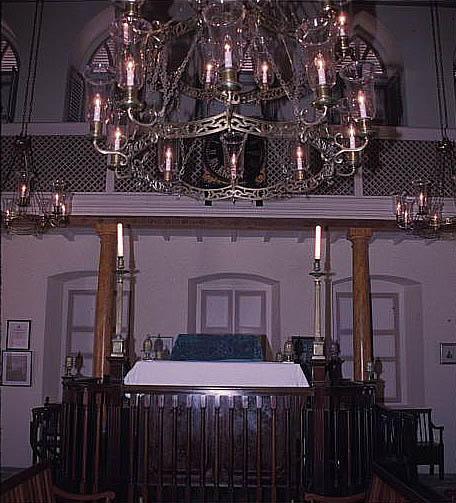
top-left (1, 351), bottom-right (32, 386)
top-left (6, 320), bottom-right (31, 350)
top-left (440, 343), bottom-right (456, 364)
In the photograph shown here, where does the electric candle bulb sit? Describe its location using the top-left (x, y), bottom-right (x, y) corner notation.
top-left (126, 59), bottom-right (135, 87)
top-left (358, 91), bottom-right (367, 119)
top-left (93, 95), bottom-right (101, 122)
top-left (117, 222), bottom-right (124, 257)
top-left (205, 63), bottom-right (213, 84)
top-left (296, 147), bottom-right (303, 171)
top-left (316, 57), bottom-right (326, 85)
top-left (165, 148), bottom-right (172, 171)
top-left (349, 125), bottom-right (356, 149)
top-left (314, 225), bottom-right (322, 260)
top-left (262, 63), bottom-right (268, 84)
top-left (338, 14), bottom-right (346, 36)
top-left (123, 22), bottom-right (129, 44)
top-left (231, 154), bottom-right (236, 178)
top-left (114, 128), bottom-right (122, 151)
top-left (224, 43), bottom-right (233, 69)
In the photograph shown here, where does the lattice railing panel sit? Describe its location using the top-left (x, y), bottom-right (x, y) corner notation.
top-left (1, 134), bottom-right (451, 200)
top-left (362, 139), bottom-right (454, 197)
top-left (1, 135), bottom-right (106, 192)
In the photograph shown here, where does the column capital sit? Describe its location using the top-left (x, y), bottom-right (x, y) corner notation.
top-left (95, 222), bottom-right (117, 239)
top-left (347, 227), bottom-right (373, 244)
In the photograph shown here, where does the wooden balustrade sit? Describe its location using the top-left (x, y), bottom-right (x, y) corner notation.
top-left (47, 378), bottom-right (377, 502)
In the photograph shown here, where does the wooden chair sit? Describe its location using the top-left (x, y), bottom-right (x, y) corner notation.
top-left (0, 462), bottom-right (115, 503)
top-left (398, 408), bottom-right (445, 479)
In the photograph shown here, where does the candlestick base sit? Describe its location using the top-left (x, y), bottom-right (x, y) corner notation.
top-left (218, 68), bottom-right (241, 92)
top-left (356, 117), bottom-right (375, 138)
top-left (313, 85), bottom-right (334, 108)
top-left (111, 334), bottom-right (126, 358)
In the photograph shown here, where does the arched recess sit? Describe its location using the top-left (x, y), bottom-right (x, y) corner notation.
top-left (1, 26), bottom-right (20, 122)
top-left (188, 273), bottom-right (281, 357)
top-left (350, 10), bottom-right (404, 125)
top-left (332, 274), bottom-right (425, 405)
top-left (64, 6), bottom-right (115, 121)
top-left (42, 271), bottom-right (98, 402)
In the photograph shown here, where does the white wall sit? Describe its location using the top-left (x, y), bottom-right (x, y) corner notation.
top-left (1, 228), bottom-right (455, 472)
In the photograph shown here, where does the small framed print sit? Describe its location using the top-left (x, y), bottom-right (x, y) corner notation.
top-left (1, 351), bottom-right (32, 386)
top-left (7, 320), bottom-right (31, 350)
top-left (440, 343), bottom-right (456, 364)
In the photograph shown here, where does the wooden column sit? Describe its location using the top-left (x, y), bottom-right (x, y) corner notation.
top-left (347, 228), bottom-right (373, 382)
top-left (93, 223), bottom-right (117, 378)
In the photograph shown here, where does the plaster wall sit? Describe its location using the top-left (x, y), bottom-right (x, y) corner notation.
top-left (1, 230), bottom-right (455, 472)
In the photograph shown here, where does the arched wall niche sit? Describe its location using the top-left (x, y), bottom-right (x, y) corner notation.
top-left (70, 6), bottom-right (115, 71)
top-left (332, 274), bottom-right (425, 406)
top-left (352, 10), bottom-right (404, 73)
top-left (43, 271), bottom-right (98, 402)
top-left (188, 272), bottom-right (281, 356)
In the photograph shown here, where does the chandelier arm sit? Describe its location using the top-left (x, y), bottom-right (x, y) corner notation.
top-left (126, 107), bottom-right (159, 128)
top-left (298, 107), bottom-right (329, 131)
top-left (92, 139), bottom-right (129, 165)
top-left (332, 137), bottom-right (369, 158)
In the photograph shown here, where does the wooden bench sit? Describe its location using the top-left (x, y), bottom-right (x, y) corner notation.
top-left (305, 462), bottom-right (442, 503)
top-left (0, 462), bottom-right (115, 503)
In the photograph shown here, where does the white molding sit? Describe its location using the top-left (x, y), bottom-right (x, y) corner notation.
top-left (67, 192), bottom-right (398, 220)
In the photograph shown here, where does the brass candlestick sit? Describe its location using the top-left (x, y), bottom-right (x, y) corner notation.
top-left (310, 258), bottom-right (325, 360)
top-left (111, 255), bottom-right (127, 357)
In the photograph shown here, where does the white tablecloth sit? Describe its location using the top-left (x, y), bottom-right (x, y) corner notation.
top-left (124, 360), bottom-right (309, 387)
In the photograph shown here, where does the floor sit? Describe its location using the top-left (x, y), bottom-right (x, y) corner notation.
top-left (419, 473), bottom-right (456, 502)
top-left (1, 468), bottom-right (455, 501)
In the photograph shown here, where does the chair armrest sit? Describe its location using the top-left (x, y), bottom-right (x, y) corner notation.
top-left (53, 485), bottom-right (115, 502)
top-left (430, 422), bottom-right (444, 443)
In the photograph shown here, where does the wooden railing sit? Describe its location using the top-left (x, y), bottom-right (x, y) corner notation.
top-left (32, 378), bottom-right (377, 502)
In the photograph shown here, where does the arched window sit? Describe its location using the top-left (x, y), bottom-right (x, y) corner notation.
top-left (1, 35), bottom-right (19, 122)
top-left (65, 37), bottom-right (116, 122)
top-left (333, 34), bottom-right (402, 126)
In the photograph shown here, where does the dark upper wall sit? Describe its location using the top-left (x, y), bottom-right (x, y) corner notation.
top-left (1, 0), bottom-right (456, 128)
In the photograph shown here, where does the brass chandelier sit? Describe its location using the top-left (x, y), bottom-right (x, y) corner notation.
top-left (84, 0), bottom-right (378, 201)
top-left (393, 2), bottom-right (455, 238)
top-left (2, 0), bottom-right (70, 235)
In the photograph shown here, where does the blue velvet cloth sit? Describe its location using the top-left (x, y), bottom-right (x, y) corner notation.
top-left (170, 334), bottom-right (264, 361)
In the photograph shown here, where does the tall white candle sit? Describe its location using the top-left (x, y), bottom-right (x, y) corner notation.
top-left (165, 148), bottom-right (172, 171)
top-left (20, 184), bottom-right (27, 198)
top-left (316, 58), bottom-right (326, 85)
top-left (126, 59), bottom-right (135, 87)
top-left (314, 225), bottom-right (321, 260)
top-left (349, 125), bottom-right (356, 149)
top-left (117, 223), bottom-right (124, 257)
top-left (93, 95), bottom-right (101, 121)
top-left (358, 92), bottom-right (367, 118)
top-left (262, 63), bottom-right (268, 84)
top-left (224, 43), bottom-right (233, 69)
